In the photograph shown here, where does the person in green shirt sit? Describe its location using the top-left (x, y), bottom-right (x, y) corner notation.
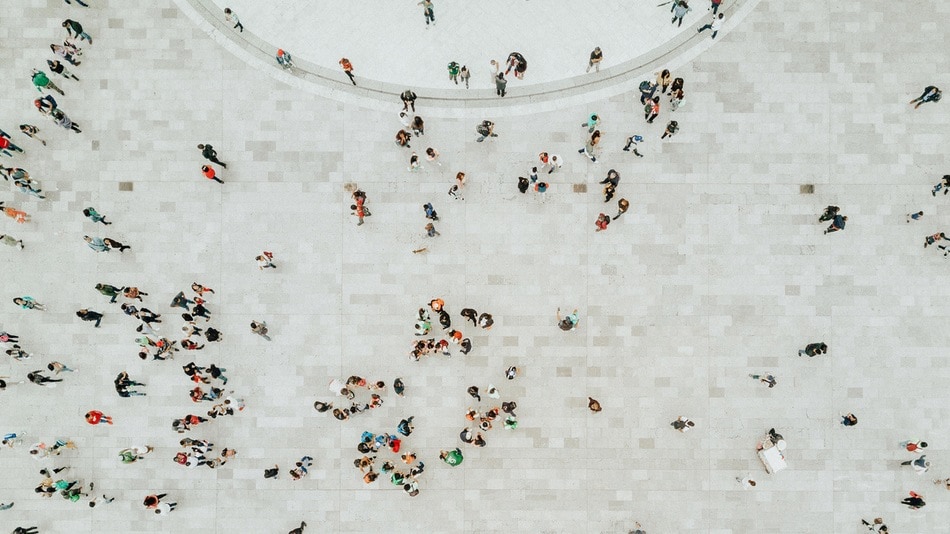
top-left (439, 448), bottom-right (463, 466)
top-left (82, 207), bottom-right (112, 225)
top-left (95, 283), bottom-right (123, 303)
top-left (31, 70), bottom-right (64, 96)
top-left (447, 62), bottom-right (460, 85)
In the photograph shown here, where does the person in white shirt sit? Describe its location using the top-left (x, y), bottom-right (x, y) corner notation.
top-left (698, 13), bottom-right (725, 39)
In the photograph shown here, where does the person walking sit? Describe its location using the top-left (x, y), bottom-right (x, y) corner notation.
top-left (13, 297), bottom-right (45, 311)
top-left (95, 283), bottom-right (123, 303)
top-left (661, 120), bottom-right (679, 139)
top-left (76, 308), bottom-right (103, 327)
top-left (401, 90), bottom-right (417, 112)
top-left (644, 97), bottom-right (660, 123)
top-left (710, 0), bottom-right (723, 14)
top-left (439, 448), bottom-right (463, 466)
top-left (256, 251), bottom-right (277, 269)
top-left (588, 397), bottom-right (603, 412)
top-left (557, 307), bottom-right (579, 330)
top-left (614, 198), bottom-right (630, 220)
top-left (425, 147), bottom-right (441, 166)
top-left (84, 235), bottom-right (109, 252)
top-left (901, 455), bottom-right (931, 474)
top-left (18, 125), bottom-right (47, 146)
top-left (425, 223), bottom-right (440, 237)
top-left (201, 165), bottom-right (223, 184)
top-left (197, 144), bottom-right (227, 168)
top-left (824, 214), bottom-right (847, 234)
top-left (697, 13), bottom-right (725, 38)
top-left (85, 410), bottom-right (113, 425)
top-left (495, 73), bottom-right (507, 97)
top-left (82, 207), bottom-right (111, 224)
top-left (447, 61), bottom-right (460, 84)
top-left (901, 491), bottom-right (925, 509)
top-left (656, 69), bottom-right (673, 92)
top-left (62, 19), bottom-right (93, 43)
top-left (0, 132), bottom-right (24, 157)
top-left (907, 211), bottom-right (924, 223)
top-left (224, 8), bottom-right (243, 31)
top-left (459, 65), bottom-right (470, 88)
top-left (579, 130), bottom-right (601, 162)
top-left (31, 70), bottom-right (65, 96)
top-left (586, 47), bottom-right (603, 73)
top-left (276, 49), bottom-right (295, 70)
top-left (582, 113), bottom-right (601, 133)
top-left (622, 134), bottom-right (645, 157)
top-left (28, 370), bottom-right (63, 386)
top-left (250, 321), bottom-right (271, 341)
top-left (339, 58), bottom-right (356, 85)
top-left (798, 342), bottom-right (827, 357)
top-left (103, 238), bottom-right (130, 252)
top-left (671, 1), bottom-right (692, 27)
top-left (47, 59), bottom-right (79, 81)
top-left (595, 213), bottom-right (611, 232)
top-left (418, 0), bottom-right (435, 27)
top-left (910, 86), bottom-right (941, 109)
top-left (475, 120), bottom-right (497, 142)
top-left (0, 234), bottom-right (23, 249)
top-left (840, 413), bottom-right (858, 427)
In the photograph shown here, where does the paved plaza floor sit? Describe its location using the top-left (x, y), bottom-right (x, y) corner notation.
top-left (0, 1), bottom-right (949, 533)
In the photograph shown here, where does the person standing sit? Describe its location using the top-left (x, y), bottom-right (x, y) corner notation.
top-left (13, 297), bottom-right (45, 311)
top-left (47, 59), bottom-right (79, 81)
top-left (418, 0), bottom-right (435, 27)
top-left (339, 58), bottom-right (356, 85)
top-left (710, 0), bottom-right (723, 14)
top-left (425, 147), bottom-right (441, 166)
top-left (0, 234), bottom-right (24, 249)
top-left (62, 19), bottom-right (93, 43)
top-left (697, 13), bottom-right (725, 39)
top-left (425, 223), bottom-right (440, 237)
top-left (197, 144), bottom-right (227, 168)
top-left (495, 73), bottom-right (507, 97)
top-left (557, 307), bottom-right (579, 330)
top-left (201, 165), bottom-right (223, 184)
top-left (595, 213), bottom-right (611, 232)
top-left (31, 70), bottom-right (65, 96)
top-left (224, 8), bottom-right (243, 32)
top-left (586, 47), bottom-right (603, 73)
top-left (459, 65), bottom-right (470, 88)
top-left (656, 69), bottom-right (672, 92)
top-left (901, 491), bottom-right (925, 509)
top-left (910, 86), bottom-right (941, 109)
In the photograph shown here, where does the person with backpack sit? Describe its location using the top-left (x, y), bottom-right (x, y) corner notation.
top-left (910, 86), bottom-right (941, 109)
top-left (475, 120), bottom-right (497, 142)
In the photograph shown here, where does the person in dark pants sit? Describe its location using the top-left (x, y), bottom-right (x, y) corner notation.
top-left (288, 521), bottom-right (307, 534)
top-left (824, 214), bottom-right (847, 234)
top-left (28, 370), bottom-right (63, 386)
top-left (495, 73), bottom-right (507, 97)
top-left (339, 58), bottom-right (356, 85)
top-left (460, 308), bottom-right (478, 325)
top-left (418, 0), bottom-right (434, 26)
top-left (76, 308), bottom-right (103, 327)
top-left (909, 86), bottom-right (941, 109)
top-left (901, 492), bottom-right (925, 509)
top-left (103, 238), bottom-right (131, 252)
top-left (13, 527), bottom-right (39, 534)
top-left (401, 90), bottom-right (417, 112)
top-left (197, 144), bottom-right (227, 168)
top-left (798, 342), bottom-right (827, 357)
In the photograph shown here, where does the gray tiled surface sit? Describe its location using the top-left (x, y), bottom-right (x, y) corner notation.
top-left (0, 1), bottom-right (949, 533)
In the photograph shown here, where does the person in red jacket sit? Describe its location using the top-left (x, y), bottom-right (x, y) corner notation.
top-left (201, 165), bottom-right (223, 184)
top-left (85, 410), bottom-right (113, 425)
